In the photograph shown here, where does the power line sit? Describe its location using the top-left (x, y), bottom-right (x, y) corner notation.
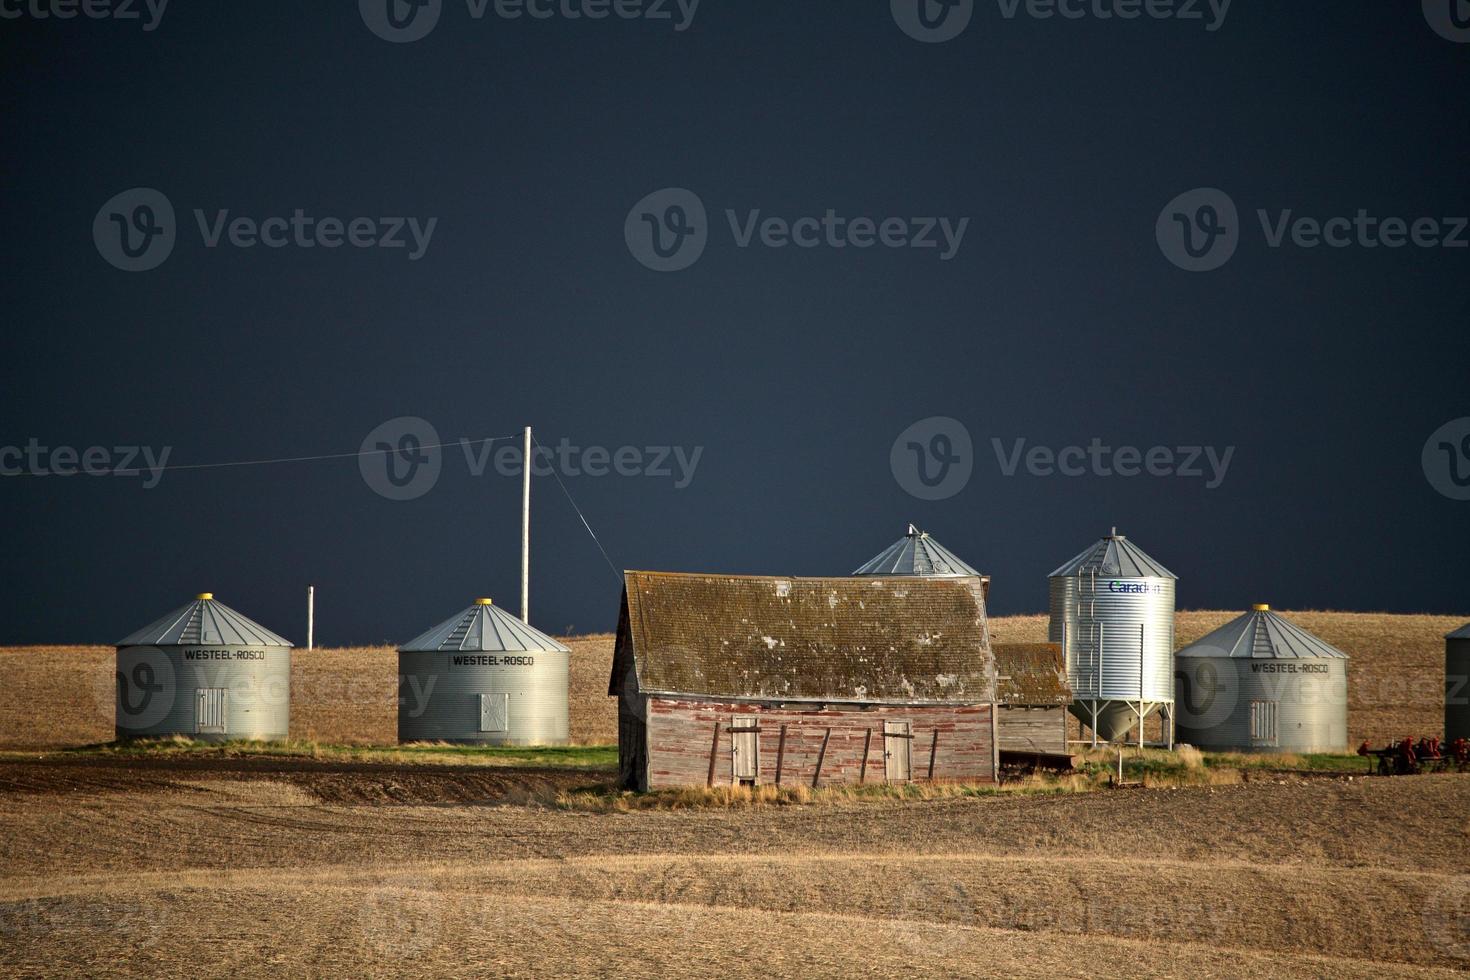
top-left (533, 432), bottom-right (623, 584)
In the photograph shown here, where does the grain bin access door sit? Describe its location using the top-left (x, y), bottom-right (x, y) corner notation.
top-left (884, 721), bottom-right (913, 783)
top-left (731, 716), bottom-right (759, 786)
top-left (195, 688), bottom-right (227, 734)
top-left (479, 693), bottom-right (509, 733)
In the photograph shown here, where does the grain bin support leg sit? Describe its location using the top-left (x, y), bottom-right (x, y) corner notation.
top-left (706, 720), bottom-right (720, 788)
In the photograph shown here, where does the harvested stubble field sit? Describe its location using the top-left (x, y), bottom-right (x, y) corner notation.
top-left (1, 611), bottom-right (1466, 977)
top-left (0, 611), bottom-right (1458, 748)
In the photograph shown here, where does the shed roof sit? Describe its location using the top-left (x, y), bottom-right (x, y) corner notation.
top-left (992, 643), bottom-right (1072, 706)
top-left (1050, 528), bottom-right (1177, 580)
top-left (1176, 607), bottom-right (1349, 660)
top-left (853, 524), bottom-right (984, 578)
top-left (117, 594), bottom-right (293, 648)
top-left (400, 599), bottom-right (570, 653)
top-left (611, 570), bottom-right (995, 704)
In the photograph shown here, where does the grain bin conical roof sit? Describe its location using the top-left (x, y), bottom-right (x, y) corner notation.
top-left (853, 524), bottom-right (982, 578)
top-left (117, 593), bottom-right (293, 647)
top-left (1049, 528), bottom-right (1177, 580)
top-left (1447, 623), bottom-right (1470, 640)
top-left (400, 598), bottom-right (571, 653)
top-left (1178, 606), bottom-right (1349, 660)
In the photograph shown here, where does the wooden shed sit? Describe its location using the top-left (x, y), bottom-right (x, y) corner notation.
top-left (993, 643), bottom-right (1073, 755)
top-left (609, 570), bottom-right (999, 791)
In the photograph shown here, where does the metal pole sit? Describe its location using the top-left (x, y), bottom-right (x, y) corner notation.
top-left (307, 585), bottom-right (314, 651)
top-left (521, 425), bottom-right (531, 625)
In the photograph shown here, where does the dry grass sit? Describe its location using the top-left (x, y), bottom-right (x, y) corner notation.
top-left (0, 611), bottom-right (1460, 749)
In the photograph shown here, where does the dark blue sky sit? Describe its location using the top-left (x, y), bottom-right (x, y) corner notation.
top-left (2, 1), bottom-right (1467, 644)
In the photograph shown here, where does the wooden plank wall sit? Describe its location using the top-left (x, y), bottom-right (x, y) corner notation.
top-left (641, 698), bottom-right (995, 790)
top-left (997, 705), bottom-right (1069, 754)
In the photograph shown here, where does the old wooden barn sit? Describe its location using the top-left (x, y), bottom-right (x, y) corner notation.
top-left (609, 570), bottom-right (999, 791)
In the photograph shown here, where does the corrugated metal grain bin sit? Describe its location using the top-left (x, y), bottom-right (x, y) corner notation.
top-left (1048, 528), bottom-right (1177, 744)
top-left (115, 593), bottom-right (292, 741)
top-left (1448, 624), bottom-right (1470, 743)
top-left (1175, 605), bottom-right (1349, 753)
top-left (852, 524), bottom-right (990, 598)
top-left (398, 598), bottom-right (571, 745)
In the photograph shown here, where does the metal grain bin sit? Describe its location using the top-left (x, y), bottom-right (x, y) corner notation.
top-left (115, 593), bottom-right (292, 742)
top-left (1174, 605), bottom-right (1348, 753)
top-left (398, 598), bottom-right (571, 745)
top-left (853, 524), bottom-right (991, 598)
top-left (1048, 528), bottom-right (1177, 744)
top-left (1448, 624), bottom-right (1470, 743)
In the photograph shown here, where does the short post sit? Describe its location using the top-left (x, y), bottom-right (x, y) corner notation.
top-left (706, 721), bottom-right (720, 788)
top-left (860, 729), bottom-right (871, 783)
top-left (775, 724), bottom-right (787, 786)
top-left (812, 727), bottom-right (832, 788)
top-left (307, 585), bottom-right (315, 651)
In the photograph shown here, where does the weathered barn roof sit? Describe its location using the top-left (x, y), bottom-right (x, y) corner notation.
top-left (853, 525), bottom-right (983, 578)
top-left (117, 594), bottom-right (293, 648)
top-left (400, 598), bottom-right (570, 653)
top-left (992, 643), bottom-right (1072, 706)
top-left (1448, 623), bottom-right (1470, 641)
top-left (1050, 528), bottom-right (1177, 580)
top-left (611, 571), bottom-right (995, 704)
top-left (1176, 606), bottom-right (1349, 660)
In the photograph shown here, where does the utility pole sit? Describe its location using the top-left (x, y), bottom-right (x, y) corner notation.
top-left (521, 425), bottom-right (531, 625)
top-left (307, 585), bottom-right (315, 651)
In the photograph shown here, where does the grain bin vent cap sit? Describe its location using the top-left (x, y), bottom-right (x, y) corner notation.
top-left (116, 594), bottom-right (294, 647)
top-left (1049, 528), bottom-right (1177, 580)
top-left (400, 599), bottom-right (571, 653)
top-left (852, 524), bottom-right (983, 578)
top-left (1177, 607), bottom-right (1349, 660)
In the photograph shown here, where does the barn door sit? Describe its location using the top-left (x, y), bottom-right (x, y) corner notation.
top-left (195, 688), bottom-right (227, 734)
top-left (731, 715), bottom-right (759, 786)
top-left (480, 693), bottom-right (509, 733)
top-left (884, 720), bottom-right (912, 783)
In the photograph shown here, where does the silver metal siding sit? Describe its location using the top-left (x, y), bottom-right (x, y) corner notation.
top-left (115, 644), bottom-right (290, 742)
top-left (1448, 638), bottom-right (1470, 742)
top-left (397, 649), bottom-right (570, 745)
top-left (1174, 655), bottom-right (1348, 753)
top-left (1049, 575), bottom-right (1176, 701)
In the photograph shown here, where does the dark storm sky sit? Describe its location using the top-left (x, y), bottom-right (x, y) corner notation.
top-left (2, 1), bottom-right (1466, 645)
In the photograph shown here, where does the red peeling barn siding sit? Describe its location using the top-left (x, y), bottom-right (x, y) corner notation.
top-left (634, 696), bottom-right (996, 790)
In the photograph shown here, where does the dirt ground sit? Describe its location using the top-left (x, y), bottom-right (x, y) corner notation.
top-left (0, 611), bottom-right (1461, 748)
top-left (0, 755), bottom-right (1467, 977)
